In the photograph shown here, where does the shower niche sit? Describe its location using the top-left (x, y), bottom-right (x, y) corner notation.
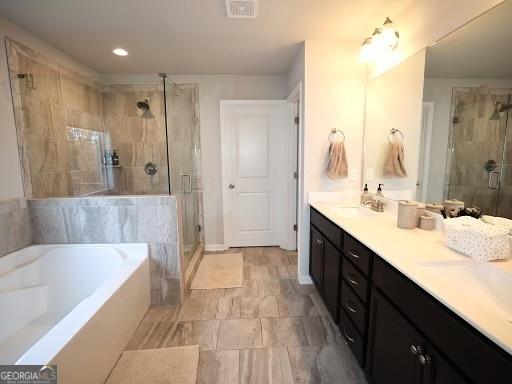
top-left (6, 38), bottom-right (204, 262)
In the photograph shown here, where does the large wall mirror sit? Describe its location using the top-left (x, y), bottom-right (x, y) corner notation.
top-left (363, 0), bottom-right (512, 218)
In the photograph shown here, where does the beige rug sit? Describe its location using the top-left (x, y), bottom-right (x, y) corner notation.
top-left (106, 345), bottom-right (199, 384)
top-left (190, 253), bottom-right (243, 289)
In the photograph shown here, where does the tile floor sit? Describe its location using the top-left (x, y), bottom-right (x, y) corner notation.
top-left (125, 247), bottom-right (367, 384)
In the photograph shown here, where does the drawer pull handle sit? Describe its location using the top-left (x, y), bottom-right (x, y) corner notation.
top-left (410, 345), bottom-right (423, 355)
top-left (345, 300), bottom-right (357, 313)
top-left (343, 328), bottom-right (355, 343)
top-left (346, 273), bottom-right (359, 286)
top-left (347, 250), bottom-right (360, 259)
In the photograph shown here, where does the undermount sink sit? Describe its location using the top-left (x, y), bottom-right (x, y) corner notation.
top-left (417, 260), bottom-right (512, 320)
top-left (329, 206), bottom-right (379, 219)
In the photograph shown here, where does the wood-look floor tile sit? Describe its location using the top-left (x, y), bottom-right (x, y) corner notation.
top-left (309, 292), bottom-right (330, 316)
top-left (287, 345), bottom-right (367, 384)
top-left (142, 304), bottom-right (180, 322)
top-left (231, 296), bottom-right (279, 318)
top-left (125, 320), bottom-right (178, 350)
top-left (224, 279), bottom-right (259, 297)
top-left (197, 350), bottom-right (239, 384)
top-left (261, 317), bottom-right (309, 347)
top-left (171, 320), bottom-right (220, 351)
top-left (217, 319), bottom-right (263, 349)
top-left (300, 316), bottom-right (343, 346)
top-left (239, 348), bottom-right (294, 384)
top-left (276, 295), bottom-right (319, 317)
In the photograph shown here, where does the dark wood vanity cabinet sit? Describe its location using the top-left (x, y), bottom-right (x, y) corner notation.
top-left (309, 209), bottom-right (342, 322)
top-left (309, 207), bottom-right (512, 384)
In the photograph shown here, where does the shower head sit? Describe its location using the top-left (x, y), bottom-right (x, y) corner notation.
top-left (490, 101), bottom-right (512, 120)
top-left (136, 98), bottom-right (154, 119)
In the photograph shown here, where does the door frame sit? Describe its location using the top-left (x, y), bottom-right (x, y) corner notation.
top-left (220, 100), bottom-right (289, 248)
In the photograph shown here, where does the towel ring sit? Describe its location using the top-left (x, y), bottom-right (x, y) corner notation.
top-left (328, 128), bottom-right (345, 143)
top-left (388, 128), bottom-right (404, 143)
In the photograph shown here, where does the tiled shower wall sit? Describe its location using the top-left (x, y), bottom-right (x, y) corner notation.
top-left (445, 87), bottom-right (512, 217)
top-left (28, 196), bottom-right (183, 305)
top-left (7, 38), bottom-right (106, 198)
top-left (7, 39), bottom-right (171, 198)
top-left (0, 198), bottom-right (32, 258)
top-left (103, 84), bottom-right (169, 195)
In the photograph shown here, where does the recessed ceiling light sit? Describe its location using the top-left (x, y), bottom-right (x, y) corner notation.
top-left (113, 48), bottom-right (128, 56)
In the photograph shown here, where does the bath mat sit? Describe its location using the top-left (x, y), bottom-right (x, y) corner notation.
top-left (105, 345), bottom-right (199, 384)
top-left (190, 253), bottom-right (243, 289)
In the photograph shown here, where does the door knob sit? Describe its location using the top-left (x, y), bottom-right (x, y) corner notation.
top-left (228, 184), bottom-right (235, 189)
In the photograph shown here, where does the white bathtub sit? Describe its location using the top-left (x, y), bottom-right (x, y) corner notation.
top-left (0, 244), bottom-right (150, 384)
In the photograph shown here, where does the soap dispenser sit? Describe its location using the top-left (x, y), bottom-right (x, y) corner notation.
top-left (376, 184), bottom-right (384, 196)
top-left (361, 184), bottom-right (371, 204)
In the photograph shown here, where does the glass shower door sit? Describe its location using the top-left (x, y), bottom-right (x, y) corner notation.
top-left (445, 88), bottom-right (509, 216)
top-left (165, 79), bottom-right (202, 270)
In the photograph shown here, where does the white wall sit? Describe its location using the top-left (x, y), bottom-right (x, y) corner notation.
top-left (296, 41), bottom-right (367, 282)
top-left (364, 50), bottom-right (426, 197)
top-left (423, 78), bottom-right (512, 202)
top-left (0, 16), bottom-right (98, 200)
top-left (168, 75), bottom-right (289, 249)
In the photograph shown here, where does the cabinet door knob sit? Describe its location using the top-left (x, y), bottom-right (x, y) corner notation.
top-left (410, 345), bottom-right (423, 355)
top-left (228, 184), bottom-right (235, 189)
top-left (418, 354), bottom-right (431, 366)
top-left (316, 238), bottom-right (323, 245)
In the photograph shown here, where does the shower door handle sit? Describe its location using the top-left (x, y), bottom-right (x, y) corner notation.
top-left (182, 174), bottom-right (192, 194)
top-left (488, 170), bottom-right (501, 189)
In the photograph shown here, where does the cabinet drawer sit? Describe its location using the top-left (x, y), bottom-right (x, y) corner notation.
top-left (342, 258), bottom-right (369, 303)
top-left (339, 308), bottom-right (365, 366)
top-left (343, 234), bottom-right (372, 275)
top-left (341, 281), bottom-right (367, 335)
top-left (310, 208), bottom-right (342, 249)
top-left (373, 257), bottom-right (512, 384)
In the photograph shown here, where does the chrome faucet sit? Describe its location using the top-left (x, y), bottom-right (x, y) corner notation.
top-left (361, 198), bottom-right (385, 212)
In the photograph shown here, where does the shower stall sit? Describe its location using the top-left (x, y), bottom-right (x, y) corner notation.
top-left (6, 38), bottom-right (203, 269)
top-left (444, 87), bottom-right (512, 218)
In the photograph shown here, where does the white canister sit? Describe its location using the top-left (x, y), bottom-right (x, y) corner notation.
top-left (419, 214), bottom-right (436, 230)
top-left (444, 199), bottom-right (464, 215)
top-left (425, 203), bottom-right (443, 215)
top-left (416, 202), bottom-right (426, 226)
top-left (397, 201), bottom-right (418, 229)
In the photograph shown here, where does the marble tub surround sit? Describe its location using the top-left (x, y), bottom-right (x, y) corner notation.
top-left (311, 200), bottom-right (512, 355)
top-left (28, 195), bottom-right (183, 305)
top-left (0, 198), bottom-right (32, 257)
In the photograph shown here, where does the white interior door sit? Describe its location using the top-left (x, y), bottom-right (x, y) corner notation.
top-left (221, 101), bottom-right (286, 247)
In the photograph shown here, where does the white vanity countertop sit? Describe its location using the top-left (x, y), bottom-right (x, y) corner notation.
top-left (310, 200), bottom-right (512, 355)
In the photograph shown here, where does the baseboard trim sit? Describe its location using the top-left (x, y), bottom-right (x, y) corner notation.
top-left (298, 274), bottom-right (313, 285)
top-left (205, 244), bottom-right (229, 252)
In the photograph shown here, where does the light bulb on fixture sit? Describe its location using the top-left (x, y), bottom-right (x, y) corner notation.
top-left (112, 48), bottom-right (128, 56)
top-left (358, 38), bottom-right (374, 63)
top-left (381, 17), bottom-right (399, 48)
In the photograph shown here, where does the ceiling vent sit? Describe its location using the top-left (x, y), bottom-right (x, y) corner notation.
top-left (225, 0), bottom-right (258, 18)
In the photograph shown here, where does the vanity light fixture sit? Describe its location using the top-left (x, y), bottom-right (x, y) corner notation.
top-left (359, 17), bottom-right (400, 63)
top-left (112, 48), bottom-right (128, 56)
